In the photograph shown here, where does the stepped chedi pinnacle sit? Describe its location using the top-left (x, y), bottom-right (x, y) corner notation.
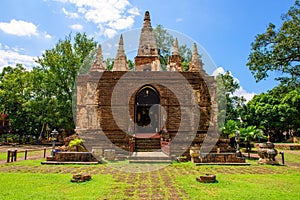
top-left (112, 34), bottom-right (128, 71)
top-left (167, 38), bottom-right (182, 71)
top-left (172, 38), bottom-right (179, 56)
top-left (135, 11), bottom-right (161, 71)
top-left (189, 43), bottom-right (207, 76)
top-left (91, 44), bottom-right (106, 71)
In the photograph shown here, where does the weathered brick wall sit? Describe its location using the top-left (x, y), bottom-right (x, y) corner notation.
top-left (76, 70), bottom-right (220, 157)
top-left (95, 71), bottom-right (215, 155)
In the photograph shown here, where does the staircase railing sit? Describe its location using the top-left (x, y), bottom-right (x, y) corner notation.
top-left (129, 137), bottom-right (135, 155)
top-left (161, 140), bottom-right (170, 155)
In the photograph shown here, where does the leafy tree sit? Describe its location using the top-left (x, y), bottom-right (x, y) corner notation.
top-left (216, 71), bottom-right (246, 128)
top-left (247, 1), bottom-right (300, 86)
top-left (105, 58), bottom-right (114, 71)
top-left (0, 65), bottom-right (36, 136)
top-left (239, 126), bottom-right (265, 151)
top-left (36, 32), bottom-right (97, 133)
top-left (153, 25), bottom-right (192, 70)
top-left (69, 138), bottom-right (86, 152)
top-left (178, 45), bottom-right (192, 63)
top-left (222, 120), bottom-right (239, 138)
top-left (241, 85), bottom-right (300, 142)
top-left (181, 62), bottom-right (190, 72)
top-left (22, 67), bottom-right (56, 136)
top-left (128, 59), bottom-right (135, 71)
top-left (179, 45), bottom-right (192, 71)
top-left (153, 24), bottom-right (174, 67)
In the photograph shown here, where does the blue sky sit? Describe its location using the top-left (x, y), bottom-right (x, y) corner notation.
top-left (0, 0), bottom-right (296, 101)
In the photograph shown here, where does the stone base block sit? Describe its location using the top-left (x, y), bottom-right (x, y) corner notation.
top-left (196, 153), bottom-right (245, 163)
top-left (55, 152), bottom-right (99, 162)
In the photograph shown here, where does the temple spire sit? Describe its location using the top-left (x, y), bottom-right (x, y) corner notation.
top-left (135, 11), bottom-right (160, 71)
top-left (112, 34), bottom-right (128, 71)
top-left (172, 38), bottom-right (179, 56)
top-left (167, 38), bottom-right (182, 71)
top-left (91, 44), bottom-right (106, 71)
top-left (189, 43), bottom-right (204, 73)
top-left (144, 10), bottom-right (151, 21)
top-left (136, 11), bottom-right (158, 57)
top-left (117, 34), bottom-right (125, 57)
top-left (96, 44), bottom-right (103, 61)
top-left (192, 43), bottom-right (201, 62)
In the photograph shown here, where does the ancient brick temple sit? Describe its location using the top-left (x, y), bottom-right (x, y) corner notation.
top-left (76, 11), bottom-right (239, 162)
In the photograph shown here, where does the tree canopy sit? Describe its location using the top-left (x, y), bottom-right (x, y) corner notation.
top-left (216, 71), bottom-right (246, 128)
top-left (241, 85), bottom-right (300, 141)
top-left (153, 25), bottom-right (192, 70)
top-left (0, 33), bottom-right (96, 138)
top-left (36, 33), bottom-right (97, 133)
top-left (247, 0), bottom-right (300, 86)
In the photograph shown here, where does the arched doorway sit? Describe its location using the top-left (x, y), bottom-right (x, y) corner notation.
top-left (135, 85), bottom-right (160, 134)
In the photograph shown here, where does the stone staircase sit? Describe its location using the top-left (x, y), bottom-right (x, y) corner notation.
top-left (135, 137), bottom-right (161, 152)
top-left (129, 151), bottom-right (172, 163)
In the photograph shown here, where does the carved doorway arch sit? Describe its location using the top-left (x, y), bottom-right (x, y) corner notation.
top-left (135, 85), bottom-right (160, 133)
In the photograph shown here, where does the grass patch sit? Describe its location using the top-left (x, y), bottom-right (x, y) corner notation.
top-left (0, 150), bottom-right (299, 199)
top-left (283, 151), bottom-right (300, 163)
top-left (0, 173), bottom-right (126, 200)
top-left (177, 173), bottom-right (300, 200)
top-left (0, 152), bottom-right (8, 160)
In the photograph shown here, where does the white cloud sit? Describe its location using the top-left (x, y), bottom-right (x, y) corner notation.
top-left (44, 33), bottom-right (52, 39)
top-left (57, 0), bottom-right (140, 38)
top-left (70, 24), bottom-right (83, 31)
top-left (104, 28), bottom-right (117, 38)
top-left (0, 43), bottom-right (36, 71)
top-left (212, 67), bottom-right (255, 102)
top-left (0, 19), bottom-right (52, 39)
top-left (233, 87), bottom-right (256, 103)
top-left (0, 19), bottom-right (38, 37)
top-left (107, 16), bottom-right (134, 30)
top-left (62, 7), bottom-right (79, 18)
top-left (212, 67), bottom-right (225, 76)
top-left (128, 7), bottom-right (140, 15)
top-left (176, 18), bottom-right (183, 23)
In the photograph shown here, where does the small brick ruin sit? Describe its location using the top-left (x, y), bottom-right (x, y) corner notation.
top-left (75, 11), bottom-right (243, 164)
top-left (45, 134), bottom-right (98, 163)
top-left (196, 174), bottom-right (217, 183)
top-left (71, 174), bottom-right (92, 183)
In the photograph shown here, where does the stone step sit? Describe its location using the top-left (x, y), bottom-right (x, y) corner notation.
top-left (135, 148), bottom-right (161, 152)
top-left (129, 159), bottom-right (172, 163)
top-left (41, 161), bottom-right (100, 165)
top-left (135, 141), bottom-right (161, 145)
top-left (135, 137), bottom-right (161, 151)
top-left (129, 152), bottom-right (172, 163)
top-left (135, 144), bottom-right (161, 149)
top-left (129, 156), bottom-right (172, 161)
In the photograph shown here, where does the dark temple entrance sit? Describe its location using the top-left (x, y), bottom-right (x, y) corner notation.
top-left (134, 85), bottom-right (161, 152)
top-left (135, 85), bottom-right (160, 133)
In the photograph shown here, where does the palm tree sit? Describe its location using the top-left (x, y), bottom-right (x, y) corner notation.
top-left (68, 138), bottom-right (86, 152)
top-left (222, 120), bottom-right (239, 138)
top-left (239, 126), bottom-right (266, 152)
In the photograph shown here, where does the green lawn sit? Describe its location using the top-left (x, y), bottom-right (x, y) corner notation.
top-left (177, 173), bottom-right (300, 200)
top-left (0, 150), bottom-right (299, 199)
top-left (0, 173), bottom-right (126, 200)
